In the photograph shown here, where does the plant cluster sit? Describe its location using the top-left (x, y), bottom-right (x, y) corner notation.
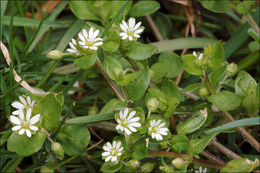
top-left (0, 0), bottom-right (259, 172)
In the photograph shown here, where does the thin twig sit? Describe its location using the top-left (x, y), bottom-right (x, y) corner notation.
top-left (145, 15), bottom-right (164, 41)
top-left (246, 14), bottom-right (260, 34)
top-left (201, 150), bottom-right (226, 166)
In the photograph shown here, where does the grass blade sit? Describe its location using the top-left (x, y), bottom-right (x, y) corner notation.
top-left (206, 117), bottom-right (260, 134)
top-left (66, 113), bottom-right (114, 125)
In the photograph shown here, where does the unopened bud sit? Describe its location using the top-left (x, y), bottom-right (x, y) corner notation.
top-left (199, 87), bottom-right (208, 97)
top-left (160, 141), bottom-right (169, 149)
top-left (47, 50), bottom-right (63, 60)
top-left (51, 142), bottom-right (64, 160)
top-left (146, 98), bottom-right (159, 111)
top-left (128, 160), bottom-right (140, 169)
top-left (226, 63), bottom-right (237, 76)
top-left (140, 162), bottom-right (155, 173)
top-left (88, 106), bottom-right (98, 115)
top-left (171, 158), bottom-right (185, 169)
top-left (159, 165), bottom-right (174, 173)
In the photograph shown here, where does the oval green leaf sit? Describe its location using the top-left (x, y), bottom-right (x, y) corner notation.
top-left (125, 42), bottom-right (157, 60)
top-left (129, 1), bottom-right (160, 17)
top-left (182, 54), bottom-right (203, 75)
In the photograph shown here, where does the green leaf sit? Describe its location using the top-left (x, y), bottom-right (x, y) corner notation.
top-left (100, 99), bottom-right (127, 114)
top-left (187, 134), bottom-right (216, 156)
top-left (164, 97), bottom-right (179, 118)
top-left (103, 56), bottom-right (123, 81)
top-left (129, 1), bottom-right (160, 17)
top-left (235, 1), bottom-right (255, 15)
top-left (206, 117), bottom-right (260, 134)
top-left (126, 64), bottom-right (150, 101)
top-left (150, 62), bottom-right (169, 79)
top-left (7, 132), bottom-right (46, 156)
top-left (2, 16), bottom-right (64, 27)
top-left (181, 54), bottom-right (203, 75)
top-left (161, 79), bottom-right (179, 98)
top-left (102, 40), bottom-right (120, 53)
top-left (204, 41), bottom-right (225, 70)
top-left (145, 88), bottom-right (167, 111)
top-left (74, 53), bottom-right (97, 70)
top-left (200, 0), bottom-right (234, 13)
top-left (153, 12), bottom-right (172, 39)
top-left (66, 113), bottom-right (114, 124)
top-left (235, 71), bottom-right (257, 97)
top-left (125, 42), bottom-right (157, 60)
top-left (181, 83), bottom-right (201, 93)
top-left (39, 93), bottom-right (63, 132)
top-left (208, 91), bottom-right (241, 111)
top-left (1, 157), bottom-right (24, 172)
top-left (101, 162), bottom-right (123, 172)
top-left (209, 64), bottom-right (227, 89)
top-left (241, 81), bottom-right (259, 116)
top-left (248, 28), bottom-right (259, 42)
top-left (158, 52), bottom-right (182, 78)
top-left (177, 109), bottom-right (207, 135)
top-left (132, 139), bottom-right (148, 160)
top-left (221, 158), bottom-right (259, 173)
top-left (151, 38), bottom-right (216, 53)
top-left (170, 134), bottom-right (189, 153)
top-left (69, 1), bottom-right (99, 21)
top-left (57, 125), bottom-right (90, 156)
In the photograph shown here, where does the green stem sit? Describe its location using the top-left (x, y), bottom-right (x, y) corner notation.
top-left (53, 102), bottom-right (75, 139)
top-left (148, 151), bottom-right (225, 169)
top-left (203, 70), bottom-right (215, 95)
top-left (36, 60), bottom-right (60, 88)
top-left (245, 14), bottom-right (260, 34)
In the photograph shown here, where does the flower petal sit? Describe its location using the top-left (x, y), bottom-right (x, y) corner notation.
top-left (18, 109), bottom-right (25, 122)
top-left (124, 128), bottom-right (131, 135)
top-left (19, 96), bottom-right (27, 106)
top-left (82, 29), bottom-right (88, 39)
top-left (133, 21), bottom-right (142, 31)
top-left (10, 115), bottom-right (21, 125)
top-left (27, 96), bottom-right (31, 105)
top-left (12, 110), bottom-right (20, 115)
top-left (72, 38), bottom-right (77, 45)
top-left (116, 141), bottom-right (121, 149)
top-left (128, 111), bottom-right (136, 120)
top-left (12, 126), bottom-right (21, 131)
top-left (102, 152), bottom-right (110, 157)
top-left (129, 122), bottom-right (141, 127)
top-left (29, 126), bottom-right (38, 131)
top-left (93, 42), bottom-right (103, 46)
top-left (26, 108), bottom-right (32, 121)
top-left (18, 129), bottom-right (25, 135)
top-left (129, 117), bottom-right (140, 123)
top-left (123, 108), bottom-right (129, 118)
top-left (134, 28), bottom-right (144, 34)
top-left (78, 33), bottom-right (85, 42)
top-left (92, 29), bottom-right (100, 39)
top-left (12, 101), bottom-right (25, 109)
top-left (26, 129), bottom-right (32, 138)
top-left (105, 156), bottom-right (112, 162)
top-left (29, 114), bottom-right (40, 125)
top-left (89, 27), bottom-right (94, 39)
top-left (120, 23), bottom-right (127, 32)
top-left (122, 20), bottom-right (129, 31)
top-left (128, 126), bottom-right (137, 132)
top-left (128, 18), bottom-right (136, 30)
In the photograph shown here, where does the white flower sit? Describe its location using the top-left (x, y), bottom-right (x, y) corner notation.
top-left (193, 51), bottom-right (203, 61)
top-left (11, 95), bottom-right (35, 115)
top-left (67, 38), bottom-right (80, 55)
top-left (115, 108), bottom-right (141, 135)
top-left (78, 27), bottom-right (103, 50)
top-left (120, 17), bottom-right (144, 41)
top-left (67, 81), bottom-right (80, 95)
top-left (102, 141), bottom-right (124, 163)
top-left (148, 119), bottom-right (169, 141)
top-left (9, 108), bottom-right (40, 138)
top-left (195, 166), bottom-right (207, 173)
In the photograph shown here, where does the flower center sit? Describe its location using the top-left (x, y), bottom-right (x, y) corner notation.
top-left (22, 121), bottom-right (30, 129)
top-left (121, 119), bottom-right (129, 127)
top-left (87, 41), bottom-right (93, 47)
top-left (111, 149), bottom-right (119, 156)
top-left (127, 31), bottom-right (134, 36)
top-left (150, 126), bottom-right (158, 134)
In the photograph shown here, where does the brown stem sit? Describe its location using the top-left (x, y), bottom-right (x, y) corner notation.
top-left (145, 15), bottom-right (164, 41)
top-left (148, 151), bottom-right (225, 169)
top-left (210, 137), bottom-right (241, 159)
top-left (201, 150), bottom-right (226, 166)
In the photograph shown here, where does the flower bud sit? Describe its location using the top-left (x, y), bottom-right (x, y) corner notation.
top-left (199, 87), bottom-right (208, 97)
top-left (146, 97), bottom-right (159, 111)
top-left (171, 158), bottom-right (185, 169)
top-left (51, 142), bottom-right (64, 160)
top-left (47, 50), bottom-right (63, 60)
top-left (160, 141), bottom-right (169, 149)
top-left (127, 160), bottom-right (140, 169)
top-left (226, 63), bottom-right (237, 76)
top-left (140, 162), bottom-right (155, 173)
top-left (88, 106), bottom-right (98, 115)
top-left (159, 165), bottom-right (174, 173)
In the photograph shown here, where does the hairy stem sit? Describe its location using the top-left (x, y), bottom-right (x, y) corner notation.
top-left (201, 150), bottom-right (226, 166)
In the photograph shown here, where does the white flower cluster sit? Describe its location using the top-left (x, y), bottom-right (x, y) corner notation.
top-left (115, 108), bottom-right (141, 135)
top-left (9, 96), bottom-right (40, 138)
top-left (102, 140), bottom-right (124, 163)
top-left (66, 18), bottom-right (144, 55)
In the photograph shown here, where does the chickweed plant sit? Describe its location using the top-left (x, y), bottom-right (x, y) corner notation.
top-left (0, 1), bottom-right (259, 172)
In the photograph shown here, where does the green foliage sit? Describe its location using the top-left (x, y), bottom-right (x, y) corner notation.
top-left (200, 0), bottom-right (234, 13)
top-left (221, 158), bottom-right (259, 173)
top-left (129, 1), bottom-right (160, 17)
top-left (74, 53), bottom-right (98, 70)
top-left (170, 135), bottom-right (189, 153)
top-left (182, 54), bottom-right (203, 75)
top-left (208, 91), bottom-right (242, 111)
top-left (125, 42), bottom-right (157, 60)
top-left (7, 132), bottom-right (46, 156)
top-left (57, 125), bottom-right (90, 156)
